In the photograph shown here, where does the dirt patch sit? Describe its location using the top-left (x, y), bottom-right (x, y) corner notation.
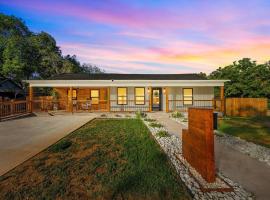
top-left (72, 144), bottom-right (99, 159)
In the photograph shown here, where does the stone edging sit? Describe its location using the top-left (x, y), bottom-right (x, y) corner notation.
top-left (142, 118), bottom-right (254, 200)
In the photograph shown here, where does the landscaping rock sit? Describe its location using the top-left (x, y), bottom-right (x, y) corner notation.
top-left (215, 131), bottom-right (270, 167)
top-left (143, 118), bottom-right (254, 200)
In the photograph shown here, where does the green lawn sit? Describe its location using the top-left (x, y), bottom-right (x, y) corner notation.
top-left (218, 116), bottom-right (270, 148)
top-left (0, 119), bottom-right (191, 200)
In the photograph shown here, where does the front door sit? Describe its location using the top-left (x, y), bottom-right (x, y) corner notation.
top-left (152, 88), bottom-right (162, 111)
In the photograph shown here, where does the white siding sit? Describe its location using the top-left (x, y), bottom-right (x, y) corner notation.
top-left (168, 87), bottom-right (214, 111)
top-left (109, 86), bottom-right (150, 111)
top-left (110, 86), bottom-right (214, 112)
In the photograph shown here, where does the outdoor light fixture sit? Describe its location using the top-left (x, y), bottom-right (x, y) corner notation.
top-left (147, 88), bottom-right (150, 93)
top-left (163, 88), bottom-right (166, 94)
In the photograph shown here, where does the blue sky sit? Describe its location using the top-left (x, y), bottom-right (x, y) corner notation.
top-left (1, 0), bottom-right (270, 73)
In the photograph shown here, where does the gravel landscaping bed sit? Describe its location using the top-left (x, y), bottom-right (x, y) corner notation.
top-left (215, 131), bottom-right (270, 167)
top-left (170, 116), bottom-right (188, 128)
top-left (142, 117), bottom-right (254, 200)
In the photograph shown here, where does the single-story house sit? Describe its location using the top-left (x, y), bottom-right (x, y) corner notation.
top-left (25, 73), bottom-right (228, 113)
top-left (0, 75), bottom-right (25, 100)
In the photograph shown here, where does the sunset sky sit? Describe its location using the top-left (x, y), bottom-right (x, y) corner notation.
top-left (1, 0), bottom-right (270, 74)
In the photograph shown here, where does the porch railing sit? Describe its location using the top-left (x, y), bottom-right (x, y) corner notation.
top-left (0, 100), bottom-right (30, 120)
top-left (75, 100), bottom-right (108, 112)
top-left (110, 100), bottom-right (150, 112)
top-left (168, 99), bottom-right (223, 112)
top-left (1, 98), bottom-right (224, 120)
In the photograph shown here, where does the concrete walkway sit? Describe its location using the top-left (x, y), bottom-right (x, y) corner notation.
top-left (148, 112), bottom-right (270, 200)
top-left (0, 113), bottom-right (96, 176)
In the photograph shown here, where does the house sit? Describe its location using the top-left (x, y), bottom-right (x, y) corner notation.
top-left (0, 75), bottom-right (25, 100)
top-left (25, 73), bottom-right (228, 113)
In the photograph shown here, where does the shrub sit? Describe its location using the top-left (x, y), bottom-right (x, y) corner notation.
top-left (171, 111), bottom-right (184, 118)
top-left (115, 114), bottom-right (122, 117)
top-left (156, 130), bottom-right (169, 137)
top-left (50, 140), bottom-right (72, 153)
top-left (182, 118), bottom-right (188, 122)
top-left (135, 110), bottom-right (147, 118)
top-left (144, 118), bottom-right (156, 122)
top-left (149, 122), bottom-right (163, 128)
top-left (100, 114), bottom-right (107, 117)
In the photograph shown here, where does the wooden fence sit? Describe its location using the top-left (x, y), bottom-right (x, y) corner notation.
top-left (0, 100), bottom-right (30, 120)
top-left (225, 98), bottom-right (268, 117)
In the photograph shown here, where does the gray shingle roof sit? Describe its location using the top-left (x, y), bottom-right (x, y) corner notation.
top-left (49, 73), bottom-right (207, 80)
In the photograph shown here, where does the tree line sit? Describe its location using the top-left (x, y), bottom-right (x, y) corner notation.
top-left (0, 13), bottom-right (104, 83)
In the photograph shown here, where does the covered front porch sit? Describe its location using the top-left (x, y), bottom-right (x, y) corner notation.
top-left (28, 86), bottom-right (225, 113)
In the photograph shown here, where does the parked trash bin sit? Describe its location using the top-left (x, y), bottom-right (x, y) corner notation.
top-left (213, 112), bottom-right (218, 130)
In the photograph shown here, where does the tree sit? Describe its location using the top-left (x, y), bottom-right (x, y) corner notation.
top-left (0, 13), bottom-right (105, 83)
top-left (81, 63), bottom-right (105, 73)
top-left (61, 55), bottom-right (82, 73)
top-left (2, 35), bottom-right (38, 80)
top-left (30, 32), bottom-right (63, 78)
top-left (0, 13), bottom-right (31, 73)
top-left (209, 58), bottom-right (270, 98)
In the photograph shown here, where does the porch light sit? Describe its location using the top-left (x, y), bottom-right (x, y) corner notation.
top-left (147, 88), bottom-right (150, 93)
top-left (163, 88), bottom-right (166, 94)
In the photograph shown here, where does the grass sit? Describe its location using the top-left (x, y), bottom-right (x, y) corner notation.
top-left (0, 119), bottom-right (191, 200)
top-left (156, 130), bottom-right (170, 137)
top-left (149, 122), bottom-right (164, 128)
top-left (218, 116), bottom-right (270, 148)
top-left (171, 111), bottom-right (184, 118)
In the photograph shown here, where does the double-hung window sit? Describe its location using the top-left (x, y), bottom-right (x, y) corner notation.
top-left (91, 90), bottom-right (99, 104)
top-left (135, 87), bottom-right (145, 105)
top-left (117, 88), bottom-right (127, 105)
top-left (183, 88), bottom-right (193, 105)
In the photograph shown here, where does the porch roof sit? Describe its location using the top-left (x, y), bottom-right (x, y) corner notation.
top-left (25, 73), bottom-right (229, 87)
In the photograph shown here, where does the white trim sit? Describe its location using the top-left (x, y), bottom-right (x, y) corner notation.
top-left (25, 79), bottom-right (229, 87)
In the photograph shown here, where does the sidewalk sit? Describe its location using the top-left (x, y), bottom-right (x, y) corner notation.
top-left (148, 112), bottom-right (270, 200)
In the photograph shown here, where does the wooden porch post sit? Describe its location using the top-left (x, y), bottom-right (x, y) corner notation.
top-left (220, 86), bottom-right (225, 114)
top-left (107, 87), bottom-right (110, 112)
top-left (68, 87), bottom-right (73, 113)
top-left (166, 87), bottom-right (169, 112)
top-left (29, 86), bottom-right (33, 113)
top-left (149, 87), bottom-right (152, 112)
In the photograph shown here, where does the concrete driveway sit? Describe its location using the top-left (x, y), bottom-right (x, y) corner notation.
top-left (0, 113), bottom-right (97, 176)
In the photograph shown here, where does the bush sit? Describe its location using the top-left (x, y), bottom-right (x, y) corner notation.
top-left (149, 122), bottom-right (163, 128)
top-left (182, 118), bottom-right (188, 122)
top-left (50, 140), bottom-right (72, 153)
top-left (156, 130), bottom-right (169, 137)
top-left (171, 111), bottom-right (184, 118)
top-left (144, 118), bottom-right (156, 122)
top-left (136, 110), bottom-right (147, 118)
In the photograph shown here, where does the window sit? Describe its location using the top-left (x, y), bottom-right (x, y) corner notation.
top-left (135, 87), bottom-right (145, 105)
top-left (117, 87), bottom-right (127, 105)
top-left (183, 88), bottom-right (193, 105)
top-left (72, 89), bottom-right (77, 100)
top-left (91, 90), bottom-right (99, 104)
